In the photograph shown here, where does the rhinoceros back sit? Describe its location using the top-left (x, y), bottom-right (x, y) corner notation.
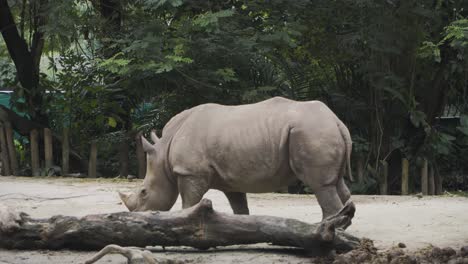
top-left (167, 97), bottom-right (344, 193)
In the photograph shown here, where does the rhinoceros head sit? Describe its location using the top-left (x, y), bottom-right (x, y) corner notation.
top-left (118, 132), bottom-right (178, 212)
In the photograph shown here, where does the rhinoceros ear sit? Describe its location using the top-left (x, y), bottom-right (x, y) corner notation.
top-left (141, 136), bottom-right (155, 153)
top-left (150, 131), bottom-right (160, 144)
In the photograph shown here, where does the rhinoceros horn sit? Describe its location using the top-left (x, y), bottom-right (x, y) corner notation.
top-left (150, 131), bottom-right (159, 144)
top-left (118, 191), bottom-right (136, 211)
top-left (141, 136), bottom-right (155, 153)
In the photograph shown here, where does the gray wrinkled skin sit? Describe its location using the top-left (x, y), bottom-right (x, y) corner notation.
top-left (119, 97), bottom-right (353, 219)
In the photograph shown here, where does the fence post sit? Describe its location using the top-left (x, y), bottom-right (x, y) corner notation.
top-left (380, 160), bottom-right (388, 195)
top-left (428, 164), bottom-right (435, 195)
top-left (88, 140), bottom-right (97, 178)
top-left (0, 122), bottom-right (10, 176)
top-left (62, 127), bottom-right (70, 175)
top-left (30, 129), bottom-right (40, 176)
top-left (435, 168), bottom-right (443, 195)
top-left (401, 158), bottom-right (409, 195)
top-left (135, 132), bottom-right (146, 179)
top-left (421, 159), bottom-right (428, 195)
top-left (356, 154), bottom-right (365, 183)
top-left (44, 128), bottom-right (53, 168)
top-left (5, 122), bottom-right (17, 175)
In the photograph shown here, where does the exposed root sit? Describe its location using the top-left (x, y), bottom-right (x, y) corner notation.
top-left (84, 244), bottom-right (187, 264)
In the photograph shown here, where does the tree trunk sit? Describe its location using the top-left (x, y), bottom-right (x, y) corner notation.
top-left (135, 131), bottom-right (146, 179)
top-left (0, 199), bottom-right (359, 254)
top-left (0, 0), bottom-right (47, 124)
top-left (379, 160), bottom-right (388, 195)
top-left (4, 121), bottom-right (17, 175)
top-left (0, 0), bottom-right (35, 91)
top-left (61, 127), bottom-right (70, 175)
top-left (88, 140), bottom-right (97, 178)
top-left (44, 128), bottom-right (53, 168)
top-left (401, 158), bottom-right (409, 195)
top-left (0, 123), bottom-right (10, 176)
top-left (30, 129), bottom-right (40, 176)
top-left (119, 134), bottom-right (129, 178)
top-left (421, 159), bottom-right (428, 195)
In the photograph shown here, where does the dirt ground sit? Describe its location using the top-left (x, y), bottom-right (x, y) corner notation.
top-left (0, 176), bottom-right (467, 264)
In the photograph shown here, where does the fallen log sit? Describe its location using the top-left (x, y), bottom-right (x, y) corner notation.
top-left (0, 199), bottom-right (359, 255)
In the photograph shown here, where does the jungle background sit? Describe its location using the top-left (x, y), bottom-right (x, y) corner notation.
top-left (0, 0), bottom-right (467, 195)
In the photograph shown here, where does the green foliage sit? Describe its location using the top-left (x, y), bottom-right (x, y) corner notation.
top-left (0, 58), bottom-right (16, 88)
top-left (0, 43), bottom-right (16, 88)
top-left (1, 0), bottom-right (467, 186)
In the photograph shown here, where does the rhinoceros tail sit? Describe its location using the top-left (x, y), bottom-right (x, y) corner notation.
top-left (337, 120), bottom-right (354, 182)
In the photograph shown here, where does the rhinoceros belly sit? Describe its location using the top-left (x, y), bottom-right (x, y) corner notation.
top-left (205, 111), bottom-right (297, 192)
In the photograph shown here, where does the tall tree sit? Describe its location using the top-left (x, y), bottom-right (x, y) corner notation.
top-left (0, 0), bottom-right (47, 124)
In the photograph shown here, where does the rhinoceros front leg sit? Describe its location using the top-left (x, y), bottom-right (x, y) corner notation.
top-left (177, 175), bottom-right (210, 209)
top-left (224, 192), bottom-right (249, 215)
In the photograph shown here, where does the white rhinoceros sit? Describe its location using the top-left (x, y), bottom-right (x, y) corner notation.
top-left (119, 97), bottom-right (353, 221)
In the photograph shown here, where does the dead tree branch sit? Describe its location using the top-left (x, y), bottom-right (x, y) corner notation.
top-left (0, 199), bottom-right (359, 255)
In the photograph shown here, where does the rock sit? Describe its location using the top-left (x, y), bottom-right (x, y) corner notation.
top-left (387, 249), bottom-right (405, 261)
top-left (442, 247), bottom-right (457, 258)
top-left (461, 246), bottom-right (468, 257)
top-left (333, 251), bottom-right (372, 264)
top-left (390, 255), bottom-right (415, 264)
top-left (431, 247), bottom-right (443, 258)
top-left (398, 242), bottom-right (407, 248)
top-left (448, 257), bottom-right (468, 264)
top-left (431, 246), bottom-right (458, 262)
top-left (64, 173), bottom-right (87, 178)
top-left (447, 258), bottom-right (458, 264)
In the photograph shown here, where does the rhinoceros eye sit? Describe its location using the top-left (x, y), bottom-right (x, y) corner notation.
top-left (140, 188), bottom-right (147, 197)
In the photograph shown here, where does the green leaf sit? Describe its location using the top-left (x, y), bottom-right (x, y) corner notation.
top-left (409, 111), bottom-right (427, 128)
top-left (215, 68), bottom-right (238, 82)
top-left (108, 117), bottom-right (117, 128)
top-left (382, 86), bottom-right (408, 107)
top-left (193, 9), bottom-right (235, 29)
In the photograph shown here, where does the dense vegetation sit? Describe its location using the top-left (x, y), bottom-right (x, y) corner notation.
top-left (1, 0), bottom-right (467, 193)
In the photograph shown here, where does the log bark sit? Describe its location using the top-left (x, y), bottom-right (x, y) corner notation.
top-left (0, 199), bottom-right (359, 255)
top-left (4, 121), bottom-right (18, 175)
top-left (30, 129), bottom-right (40, 176)
top-left (421, 159), bottom-right (428, 195)
top-left (0, 123), bottom-right (10, 175)
top-left (88, 140), bottom-right (98, 178)
top-left (62, 127), bottom-right (70, 175)
top-left (44, 128), bottom-right (53, 168)
top-left (401, 158), bottom-right (409, 195)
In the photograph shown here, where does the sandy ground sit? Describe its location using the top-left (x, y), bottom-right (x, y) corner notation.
top-left (0, 176), bottom-right (467, 263)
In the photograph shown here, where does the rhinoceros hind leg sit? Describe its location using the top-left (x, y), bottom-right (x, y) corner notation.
top-left (336, 177), bottom-right (351, 204)
top-left (224, 192), bottom-right (249, 215)
top-left (314, 185), bottom-right (344, 220)
top-left (178, 175), bottom-right (210, 209)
